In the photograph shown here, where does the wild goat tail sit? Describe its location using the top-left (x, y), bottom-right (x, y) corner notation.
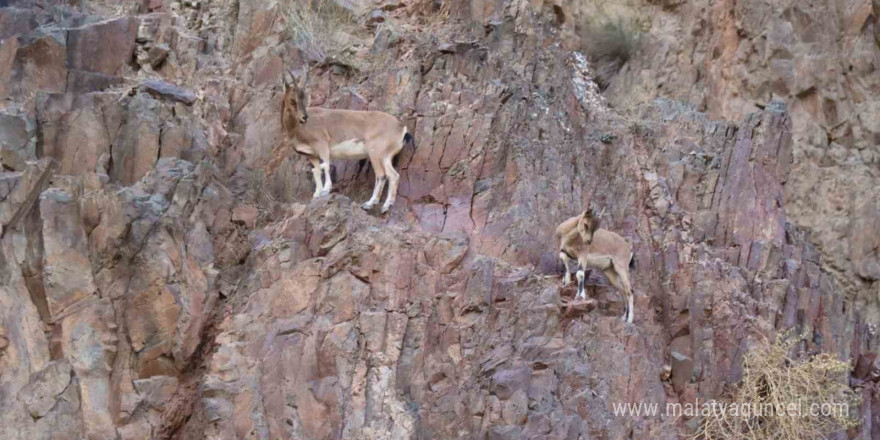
top-left (403, 131), bottom-right (415, 146)
top-left (629, 253), bottom-right (635, 271)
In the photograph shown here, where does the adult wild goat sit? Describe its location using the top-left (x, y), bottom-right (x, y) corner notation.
top-left (556, 209), bottom-right (636, 323)
top-left (278, 68), bottom-right (413, 213)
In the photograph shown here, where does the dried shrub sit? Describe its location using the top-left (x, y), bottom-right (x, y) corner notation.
top-left (283, 0), bottom-right (360, 64)
top-left (693, 333), bottom-right (860, 440)
top-left (582, 16), bottom-right (641, 89)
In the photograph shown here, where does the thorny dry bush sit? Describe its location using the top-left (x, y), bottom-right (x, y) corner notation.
top-left (692, 332), bottom-right (860, 440)
top-left (283, 0), bottom-right (361, 65)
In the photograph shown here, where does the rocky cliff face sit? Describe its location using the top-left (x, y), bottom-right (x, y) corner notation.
top-left (572, 0), bottom-right (880, 320)
top-left (0, 0), bottom-right (877, 439)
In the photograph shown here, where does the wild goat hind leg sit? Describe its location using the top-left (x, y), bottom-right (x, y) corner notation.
top-left (603, 269), bottom-right (630, 323)
top-left (617, 267), bottom-right (635, 324)
top-left (626, 292), bottom-right (634, 324)
top-left (380, 156), bottom-right (399, 213)
top-left (362, 157), bottom-right (387, 210)
top-left (363, 174), bottom-right (387, 210)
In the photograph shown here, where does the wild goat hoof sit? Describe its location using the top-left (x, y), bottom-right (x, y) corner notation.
top-left (361, 202), bottom-right (374, 210)
top-left (317, 189), bottom-right (330, 198)
top-left (380, 204), bottom-right (392, 214)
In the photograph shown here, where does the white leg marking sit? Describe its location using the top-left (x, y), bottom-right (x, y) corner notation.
top-left (319, 161), bottom-right (331, 196)
top-left (618, 269), bottom-right (634, 324)
top-left (575, 270), bottom-right (586, 300)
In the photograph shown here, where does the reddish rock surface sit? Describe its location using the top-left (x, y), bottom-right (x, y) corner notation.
top-left (0, 0), bottom-right (877, 439)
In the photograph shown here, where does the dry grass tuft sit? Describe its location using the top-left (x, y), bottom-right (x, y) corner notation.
top-left (283, 0), bottom-right (361, 64)
top-left (582, 15), bottom-right (641, 89)
top-left (33, 0), bottom-right (84, 24)
top-left (693, 332), bottom-right (860, 440)
top-left (34, 0), bottom-right (135, 25)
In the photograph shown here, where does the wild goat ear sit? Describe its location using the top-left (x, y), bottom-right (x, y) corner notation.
top-left (588, 208), bottom-right (601, 232)
top-left (577, 220), bottom-right (591, 244)
top-left (589, 215), bottom-right (600, 234)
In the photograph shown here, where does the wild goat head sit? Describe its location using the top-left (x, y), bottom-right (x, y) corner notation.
top-left (576, 207), bottom-right (603, 244)
top-left (282, 68), bottom-right (311, 124)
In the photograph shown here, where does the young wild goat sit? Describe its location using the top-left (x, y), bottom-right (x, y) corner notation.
top-left (555, 208), bottom-right (636, 323)
top-left (277, 68), bottom-right (413, 213)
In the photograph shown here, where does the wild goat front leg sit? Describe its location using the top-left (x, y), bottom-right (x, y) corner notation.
top-left (559, 252), bottom-right (573, 286)
top-left (575, 269), bottom-right (586, 300)
top-left (309, 157), bottom-right (323, 198)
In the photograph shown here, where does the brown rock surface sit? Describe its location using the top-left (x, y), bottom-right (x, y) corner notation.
top-left (0, 112), bottom-right (30, 170)
top-left (66, 16), bottom-right (139, 77)
top-left (0, 0), bottom-right (877, 439)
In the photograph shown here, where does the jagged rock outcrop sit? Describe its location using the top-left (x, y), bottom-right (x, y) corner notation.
top-left (0, 0), bottom-right (877, 439)
top-left (1, 156), bottom-right (238, 440)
